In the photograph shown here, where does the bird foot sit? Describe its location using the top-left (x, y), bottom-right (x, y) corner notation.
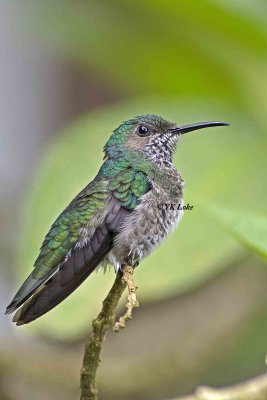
top-left (113, 265), bottom-right (139, 332)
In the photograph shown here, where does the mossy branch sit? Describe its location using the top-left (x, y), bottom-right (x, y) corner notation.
top-left (80, 266), bottom-right (138, 400)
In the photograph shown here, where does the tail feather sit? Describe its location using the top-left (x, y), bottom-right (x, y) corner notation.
top-left (5, 271), bottom-right (57, 315)
top-left (13, 229), bottom-right (112, 325)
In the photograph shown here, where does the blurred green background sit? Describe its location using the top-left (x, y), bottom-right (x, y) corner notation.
top-left (0, 1), bottom-right (267, 399)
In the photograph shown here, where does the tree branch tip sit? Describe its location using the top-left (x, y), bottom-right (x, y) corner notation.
top-left (195, 386), bottom-right (220, 400)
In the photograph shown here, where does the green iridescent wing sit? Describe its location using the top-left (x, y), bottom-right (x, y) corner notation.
top-left (6, 164), bottom-right (151, 324)
top-left (109, 169), bottom-right (150, 209)
top-left (6, 181), bottom-right (109, 315)
top-left (34, 180), bottom-right (108, 280)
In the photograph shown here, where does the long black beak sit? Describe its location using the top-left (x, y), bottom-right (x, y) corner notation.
top-left (169, 121), bottom-right (230, 135)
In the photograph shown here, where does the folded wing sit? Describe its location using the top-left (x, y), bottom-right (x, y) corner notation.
top-left (5, 164), bottom-right (151, 325)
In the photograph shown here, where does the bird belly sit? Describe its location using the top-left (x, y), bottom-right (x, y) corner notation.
top-left (108, 190), bottom-right (184, 271)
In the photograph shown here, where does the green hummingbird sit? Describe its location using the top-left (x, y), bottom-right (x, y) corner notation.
top-left (5, 115), bottom-right (229, 325)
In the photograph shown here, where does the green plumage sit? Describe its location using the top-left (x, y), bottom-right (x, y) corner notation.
top-left (6, 114), bottom-right (228, 324)
top-left (5, 115), bottom-right (170, 322)
top-left (33, 156), bottom-right (150, 280)
top-left (33, 181), bottom-right (106, 279)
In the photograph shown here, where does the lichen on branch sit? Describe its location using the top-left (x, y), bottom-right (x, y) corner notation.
top-left (114, 266), bottom-right (139, 332)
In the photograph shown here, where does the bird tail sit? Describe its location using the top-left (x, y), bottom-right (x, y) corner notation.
top-left (11, 237), bottom-right (112, 325)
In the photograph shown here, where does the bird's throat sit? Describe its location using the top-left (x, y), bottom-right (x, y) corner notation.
top-left (143, 132), bottom-right (178, 165)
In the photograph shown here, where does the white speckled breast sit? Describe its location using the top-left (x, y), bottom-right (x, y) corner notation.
top-left (105, 132), bottom-right (184, 271)
top-left (108, 178), bottom-right (184, 271)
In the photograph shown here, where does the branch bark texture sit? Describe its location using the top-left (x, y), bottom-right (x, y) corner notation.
top-left (80, 266), bottom-right (136, 400)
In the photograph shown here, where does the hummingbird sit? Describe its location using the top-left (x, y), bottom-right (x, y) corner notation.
top-left (5, 115), bottom-right (229, 325)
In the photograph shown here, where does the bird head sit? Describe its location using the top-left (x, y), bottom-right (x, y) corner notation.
top-left (104, 114), bottom-right (229, 162)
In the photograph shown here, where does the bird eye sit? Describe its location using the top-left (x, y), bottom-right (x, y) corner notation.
top-left (137, 125), bottom-right (150, 137)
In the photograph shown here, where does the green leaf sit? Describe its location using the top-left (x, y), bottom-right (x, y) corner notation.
top-left (203, 202), bottom-right (267, 260)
